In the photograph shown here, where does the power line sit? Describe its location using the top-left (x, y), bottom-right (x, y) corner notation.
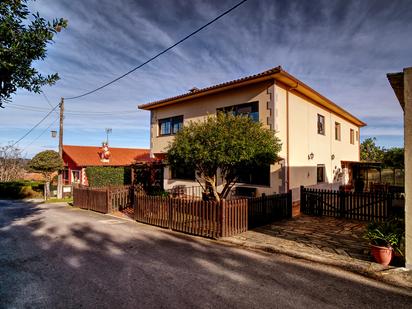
top-left (42, 92), bottom-right (60, 116)
top-left (11, 103), bottom-right (59, 147)
top-left (6, 104), bottom-right (139, 116)
top-left (8, 0), bottom-right (249, 147)
top-left (64, 0), bottom-right (249, 100)
top-left (21, 117), bottom-right (59, 152)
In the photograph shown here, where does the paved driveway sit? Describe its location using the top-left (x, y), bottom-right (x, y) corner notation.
top-left (1, 200), bottom-right (411, 308)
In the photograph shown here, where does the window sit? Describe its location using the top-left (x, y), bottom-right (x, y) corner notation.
top-left (317, 114), bottom-right (325, 135)
top-left (317, 165), bottom-right (325, 183)
top-left (236, 164), bottom-right (270, 186)
top-left (350, 129), bottom-right (355, 144)
top-left (335, 122), bottom-right (341, 141)
top-left (218, 102), bottom-right (259, 122)
top-left (72, 170), bottom-right (81, 184)
top-left (63, 168), bottom-right (69, 184)
top-left (171, 164), bottom-right (196, 180)
top-left (356, 130), bottom-right (359, 142)
top-left (159, 116), bottom-right (183, 136)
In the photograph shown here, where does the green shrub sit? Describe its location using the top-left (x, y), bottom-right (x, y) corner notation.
top-left (85, 166), bottom-right (131, 187)
top-left (364, 218), bottom-right (405, 254)
top-left (0, 181), bottom-right (44, 199)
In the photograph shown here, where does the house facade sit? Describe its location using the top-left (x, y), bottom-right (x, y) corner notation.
top-left (62, 145), bottom-right (150, 186)
top-left (138, 66), bottom-right (365, 200)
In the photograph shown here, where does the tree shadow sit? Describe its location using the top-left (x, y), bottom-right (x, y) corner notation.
top-left (0, 200), bottom-right (411, 308)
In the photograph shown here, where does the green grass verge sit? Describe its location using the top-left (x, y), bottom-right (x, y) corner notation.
top-left (44, 197), bottom-right (73, 203)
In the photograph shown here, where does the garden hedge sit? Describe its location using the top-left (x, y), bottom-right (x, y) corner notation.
top-left (85, 166), bottom-right (131, 187)
top-left (0, 181), bottom-right (44, 199)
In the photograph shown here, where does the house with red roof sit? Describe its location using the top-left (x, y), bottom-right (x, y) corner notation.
top-left (62, 144), bottom-right (150, 185)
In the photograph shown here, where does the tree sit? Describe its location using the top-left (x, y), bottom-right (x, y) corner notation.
top-left (0, 0), bottom-right (67, 107)
top-left (383, 147), bottom-right (404, 169)
top-left (360, 137), bottom-right (384, 162)
top-left (167, 113), bottom-right (282, 202)
top-left (383, 147), bottom-right (404, 185)
top-left (0, 143), bottom-right (25, 181)
top-left (29, 150), bottom-right (62, 199)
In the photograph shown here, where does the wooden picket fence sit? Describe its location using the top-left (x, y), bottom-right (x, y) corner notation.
top-left (73, 187), bottom-right (109, 213)
top-left (73, 185), bottom-right (292, 238)
top-left (134, 192), bottom-right (291, 238)
top-left (248, 191), bottom-right (292, 228)
top-left (134, 195), bottom-right (248, 238)
top-left (73, 186), bottom-right (132, 214)
top-left (300, 186), bottom-right (404, 221)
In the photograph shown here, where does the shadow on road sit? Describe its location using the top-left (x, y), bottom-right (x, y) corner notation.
top-left (0, 200), bottom-right (411, 308)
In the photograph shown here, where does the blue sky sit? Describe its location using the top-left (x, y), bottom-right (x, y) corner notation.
top-left (1, 0), bottom-right (411, 157)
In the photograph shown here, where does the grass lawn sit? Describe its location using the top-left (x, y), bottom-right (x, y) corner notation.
top-left (45, 197), bottom-right (73, 204)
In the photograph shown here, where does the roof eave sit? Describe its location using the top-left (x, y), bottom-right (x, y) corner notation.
top-left (138, 67), bottom-right (366, 127)
top-left (387, 72), bottom-right (405, 111)
top-left (275, 70), bottom-right (366, 127)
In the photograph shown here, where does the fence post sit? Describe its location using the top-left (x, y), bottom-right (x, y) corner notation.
top-left (106, 188), bottom-right (111, 213)
top-left (288, 190), bottom-right (293, 218)
top-left (168, 198), bottom-right (173, 229)
top-left (300, 186), bottom-right (305, 214)
top-left (386, 192), bottom-right (393, 219)
top-left (339, 190), bottom-right (345, 218)
top-left (221, 199), bottom-right (226, 237)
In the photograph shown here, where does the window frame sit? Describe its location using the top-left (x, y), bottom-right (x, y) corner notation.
top-left (158, 115), bottom-right (184, 136)
top-left (317, 114), bottom-right (325, 135)
top-left (335, 122), bottom-right (341, 141)
top-left (217, 101), bottom-right (259, 122)
top-left (170, 164), bottom-right (196, 181)
top-left (350, 129), bottom-right (355, 144)
top-left (236, 163), bottom-right (271, 187)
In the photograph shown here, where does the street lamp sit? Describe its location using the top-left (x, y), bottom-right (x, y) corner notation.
top-left (51, 130), bottom-right (57, 138)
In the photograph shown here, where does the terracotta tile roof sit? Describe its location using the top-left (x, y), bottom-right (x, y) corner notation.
top-left (138, 66), bottom-right (282, 110)
top-left (63, 145), bottom-right (150, 167)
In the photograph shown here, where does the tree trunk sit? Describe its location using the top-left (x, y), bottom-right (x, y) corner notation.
top-left (44, 181), bottom-right (50, 200)
top-left (204, 177), bottom-right (220, 202)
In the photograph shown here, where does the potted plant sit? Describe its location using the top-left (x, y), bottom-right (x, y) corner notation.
top-left (364, 218), bottom-right (404, 266)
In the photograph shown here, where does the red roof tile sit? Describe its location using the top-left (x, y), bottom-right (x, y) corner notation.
top-left (63, 145), bottom-right (150, 167)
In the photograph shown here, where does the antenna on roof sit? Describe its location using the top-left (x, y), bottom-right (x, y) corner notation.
top-left (105, 128), bottom-right (112, 145)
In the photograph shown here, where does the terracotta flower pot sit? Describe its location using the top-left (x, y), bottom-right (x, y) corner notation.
top-left (370, 244), bottom-right (393, 266)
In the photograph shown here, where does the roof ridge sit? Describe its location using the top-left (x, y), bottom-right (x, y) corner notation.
top-left (63, 145), bottom-right (149, 150)
top-left (138, 66), bottom-right (282, 109)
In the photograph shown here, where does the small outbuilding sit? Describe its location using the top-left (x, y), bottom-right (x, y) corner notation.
top-left (62, 144), bottom-right (150, 186)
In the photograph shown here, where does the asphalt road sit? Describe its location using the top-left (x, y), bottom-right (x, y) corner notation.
top-left (1, 200), bottom-right (411, 309)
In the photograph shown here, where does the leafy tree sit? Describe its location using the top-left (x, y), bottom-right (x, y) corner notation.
top-left (0, 0), bottom-right (67, 107)
top-left (383, 147), bottom-right (404, 185)
top-left (383, 147), bottom-right (404, 169)
top-left (167, 113), bottom-right (282, 202)
top-left (360, 137), bottom-right (384, 162)
top-left (29, 150), bottom-right (62, 199)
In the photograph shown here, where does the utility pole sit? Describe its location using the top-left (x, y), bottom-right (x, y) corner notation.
top-left (57, 98), bottom-right (64, 199)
